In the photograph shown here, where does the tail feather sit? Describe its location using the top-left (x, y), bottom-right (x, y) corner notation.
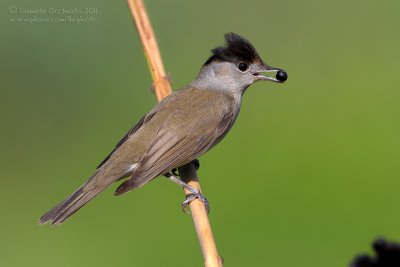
top-left (39, 186), bottom-right (85, 225)
top-left (39, 171), bottom-right (113, 225)
top-left (51, 191), bottom-right (95, 225)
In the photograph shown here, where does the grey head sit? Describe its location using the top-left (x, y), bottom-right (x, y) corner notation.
top-left (191, 32), bottom-right (286, 96)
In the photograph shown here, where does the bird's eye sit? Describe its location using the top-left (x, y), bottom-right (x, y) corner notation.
top-left (238, 62), bottom-right (249, 72)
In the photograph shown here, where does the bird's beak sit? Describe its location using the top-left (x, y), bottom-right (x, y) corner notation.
top-left (252, 64), bottom-right (287, 83)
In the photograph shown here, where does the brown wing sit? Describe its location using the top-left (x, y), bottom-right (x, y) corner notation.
top-left (114, 109), bottom-right (235, 195)
top-left (96, 112), bottom-right (156, 169)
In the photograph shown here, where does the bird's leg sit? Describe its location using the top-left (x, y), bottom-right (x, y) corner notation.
top-left (163, 172), bottom-right (210, 214)
top-left (164, 172), bottom-right (198, 193)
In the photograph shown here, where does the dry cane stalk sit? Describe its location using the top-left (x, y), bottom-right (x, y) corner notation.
top-left (126, 1), bottom-right (223, 266)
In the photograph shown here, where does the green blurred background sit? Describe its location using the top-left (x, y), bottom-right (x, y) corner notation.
top-left (1, 0), bottom-right (400, 266)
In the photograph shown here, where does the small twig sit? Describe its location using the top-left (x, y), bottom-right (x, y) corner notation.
top-left (127, 1), bottom-right (223, 266)
top-left (127, 0), bottom-right (171, 101)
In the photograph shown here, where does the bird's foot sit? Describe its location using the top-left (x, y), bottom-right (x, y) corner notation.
top-left (181, 191), bottom-right (210, 214)
top-left (164, 170), bottom-right (209, 214)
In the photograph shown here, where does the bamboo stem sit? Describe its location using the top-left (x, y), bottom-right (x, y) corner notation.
top-left (127, 1), bottom-right (223, 266)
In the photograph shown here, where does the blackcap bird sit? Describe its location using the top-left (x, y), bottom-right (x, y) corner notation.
top-left (39, 33), bottom-right (287, 225)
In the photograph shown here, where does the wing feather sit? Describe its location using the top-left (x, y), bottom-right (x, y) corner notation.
top-left (115, 110), bottom-right (235, 195)
top-left (96, 112), bottom-right (156, 169)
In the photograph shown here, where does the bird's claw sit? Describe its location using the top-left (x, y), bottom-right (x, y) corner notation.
top-left (181, 192), bottom-right (210, 214)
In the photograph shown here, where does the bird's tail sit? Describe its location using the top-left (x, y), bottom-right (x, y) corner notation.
top-left (39, 171), bottom-right (111, 225)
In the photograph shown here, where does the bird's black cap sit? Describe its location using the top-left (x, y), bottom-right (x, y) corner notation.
top-left (205, 33), bottom-right (262, 65)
